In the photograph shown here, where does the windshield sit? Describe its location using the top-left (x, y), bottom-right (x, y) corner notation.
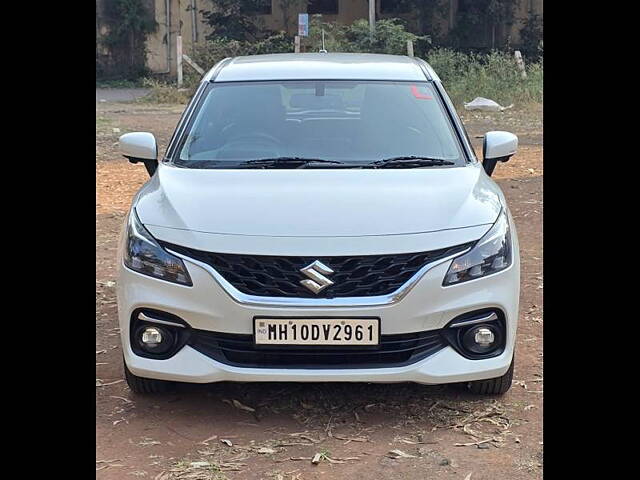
top-left (174, 80), bottom-right (465, 168)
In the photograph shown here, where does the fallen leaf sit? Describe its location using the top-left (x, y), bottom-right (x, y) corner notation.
top-left (138, 438), bottom-right (161, 446)
top-left (387, 449), bottom-right (416, 459)
top-left (110, 396), bottom-right (132, 403)
top-left (232, 399), bottom-right (255, 412)
top-left (96, 379), bottom-right (123, 387)
top-left (199, 434), bottom-right (217, 445)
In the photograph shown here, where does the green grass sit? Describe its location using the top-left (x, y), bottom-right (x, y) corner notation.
top-left (426, 49), bottom-right (543, 107)
top-left (136, 79), bottom-right (194, 104)
top-left (96, 116), bottom-right (111, 127)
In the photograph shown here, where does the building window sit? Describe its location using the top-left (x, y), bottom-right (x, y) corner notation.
top-left (381, 0), bottom-right (411, 14)
top-left (248, 0), bottom-right (272, 15)
top-left (308, 0), bottom-right (339, 15)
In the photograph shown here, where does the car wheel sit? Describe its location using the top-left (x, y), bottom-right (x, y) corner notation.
top-left (123, 360), bottom-right (174, 394)
top-left (466, 356), bottom-right (514, 395)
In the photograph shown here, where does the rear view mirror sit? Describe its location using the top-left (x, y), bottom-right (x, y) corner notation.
top-left (119, 132), bottom-right (158, 176)
top-left (482, 131), bottom-right (518, 176)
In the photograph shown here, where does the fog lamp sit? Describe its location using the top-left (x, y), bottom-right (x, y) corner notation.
top-left (462, 325), bottom-right (499, 354)
top-left (137, 325), bottom-right (174, 354)
top-left (474, 327), bottom-right (495, 346)
top-left (141, 327), bottom-right (163, 346)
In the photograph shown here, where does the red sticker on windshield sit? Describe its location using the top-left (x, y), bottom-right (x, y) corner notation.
top-left (411, 85), bottom-right (432, 100)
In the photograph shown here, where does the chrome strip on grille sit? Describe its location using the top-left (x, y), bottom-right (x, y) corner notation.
top-left (168, 247), bottom-right (471, 308)
top-left (138, 312), bottom-right (186, 328)
top-left (449, 312), bottom-right (498, 328)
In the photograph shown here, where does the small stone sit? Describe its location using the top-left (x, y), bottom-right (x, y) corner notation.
top-left (477, 443), bottom-right (490, 450)
top-left (439, 458), bottom-right (450, 466)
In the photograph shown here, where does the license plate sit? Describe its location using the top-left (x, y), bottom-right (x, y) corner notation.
top-left (254, 318), bottom-right (380, 346)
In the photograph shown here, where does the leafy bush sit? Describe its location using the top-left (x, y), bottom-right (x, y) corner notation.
top-left (343, 19), bottom-right (429, 54)
top-left (200, 0), bottom-right (269, 42)
top-left (189, 17), bottom-right (426, 72)
top-left (427, 48), bottom-right (542, 107)
top-left (138, 79), bottom-right (193, 104)
top-left (302, 17), bottom-right (428, 55)
top-left (189, 32), bottom-right (292, 74)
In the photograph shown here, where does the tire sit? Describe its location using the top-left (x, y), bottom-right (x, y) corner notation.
top-left (466, 357), bottom-right (514, 395)
top-left (124, 361), bottom-right (174, 394)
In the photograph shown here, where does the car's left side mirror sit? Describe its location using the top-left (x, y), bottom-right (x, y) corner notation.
top-left (119, 132), bottom-right (158, 176)
top-left (482, 131), bottom-right (518, 176)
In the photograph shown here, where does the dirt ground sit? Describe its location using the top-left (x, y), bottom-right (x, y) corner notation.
top-left (96, 101), bottom-right (542, 480)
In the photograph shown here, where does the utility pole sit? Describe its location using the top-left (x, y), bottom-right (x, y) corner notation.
top-left (369, 0), bottom-right (375, 38)
top-left (177, 0), bottom-right (183, 87)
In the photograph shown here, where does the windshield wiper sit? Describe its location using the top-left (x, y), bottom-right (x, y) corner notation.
top-left (367, 156), bottom-right (456, 168)
top-left (238, 157), bottom-right (346, 168)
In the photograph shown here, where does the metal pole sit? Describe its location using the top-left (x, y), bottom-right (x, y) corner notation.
top-left (369, 0), bottom-right (375, 37)
top-left (177, 35), bottom-right (183, 87)
top-left (191, 0), bottom-right (198, 44)
top-left (514, 50), bottom-right (527, 79)
top-left (407, 40), bottom-right (414, 57)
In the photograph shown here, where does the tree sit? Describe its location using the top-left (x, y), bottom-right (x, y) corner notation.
top-left (201, 0), bottom-right (272, 42)
top-left (99, 0), bottom-right (157, 79)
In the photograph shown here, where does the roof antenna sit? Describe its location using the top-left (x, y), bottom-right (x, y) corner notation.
top-left (319, 29), bottom-right (328, 53)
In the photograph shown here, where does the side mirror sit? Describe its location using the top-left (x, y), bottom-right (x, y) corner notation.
top-left (482, 131), bottom-right (518, 176)
top-left (119, 132), bottom-right (158, 176)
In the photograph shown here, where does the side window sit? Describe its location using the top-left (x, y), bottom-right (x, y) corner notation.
top-left (165, 82), bottom-right (207, 160)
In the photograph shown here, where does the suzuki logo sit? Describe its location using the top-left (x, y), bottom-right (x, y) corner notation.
top-left (300, 260), bottom-right (334, 294)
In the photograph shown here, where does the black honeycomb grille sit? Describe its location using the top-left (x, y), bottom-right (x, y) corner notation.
top-left (161, 242), bottom-right (472, 298)
top-left (189, 329), bottom-right (446, 369)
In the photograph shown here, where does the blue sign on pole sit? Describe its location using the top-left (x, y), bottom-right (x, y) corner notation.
top-left (298, 13), bottom-right (309, 37)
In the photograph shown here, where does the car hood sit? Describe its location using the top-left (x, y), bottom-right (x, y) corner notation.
top-left (135, 163), bottom-right (503, 238)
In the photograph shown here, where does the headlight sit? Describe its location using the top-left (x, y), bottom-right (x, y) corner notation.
top-left (123, 210), bottom-right (192, 286)
top-left (443, 208), bottom-right (512, 286)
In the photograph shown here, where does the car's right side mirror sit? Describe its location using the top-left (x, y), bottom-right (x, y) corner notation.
top-left (482, 131), bottom-right (518, 176)
top-left (119, 132), bottom-right (159, 177)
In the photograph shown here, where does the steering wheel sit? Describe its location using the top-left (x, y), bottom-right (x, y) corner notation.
top-left (215, 132), bottom-right (283, 159)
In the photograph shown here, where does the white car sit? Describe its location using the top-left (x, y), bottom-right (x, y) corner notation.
top-left (117, 53), bottom-right (520, 395)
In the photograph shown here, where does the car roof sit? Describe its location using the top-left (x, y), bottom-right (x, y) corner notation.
top-left (204, 53), bottom-right (437, 83)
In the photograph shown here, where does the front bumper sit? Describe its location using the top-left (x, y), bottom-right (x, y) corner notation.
top-left (124, 343), bottom-right (513, 385)
top-left (117, 239), bottom-right (520, 384)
